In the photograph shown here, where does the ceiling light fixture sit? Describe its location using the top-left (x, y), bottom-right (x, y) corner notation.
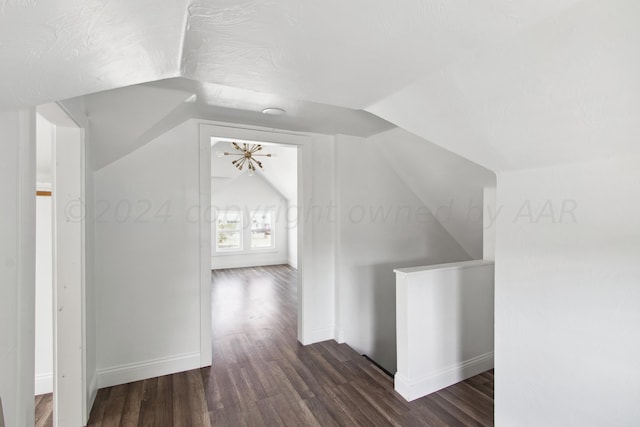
top-left (261, 107), bottom-right (286, 116)
top-left (216, 142), bottom-right (273, 176)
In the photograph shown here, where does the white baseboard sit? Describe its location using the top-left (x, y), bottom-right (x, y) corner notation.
top-left (97, 352), bottom-right (201, 389)
top-left (211, 258), bottom-right (289, 270)
top-left (334, 327), bottom-right (346, 344)
top-left (87, 374), bottom-right (98, 418)
top-left (35, 373), bottom-right (53, 395)
top-left (395, 352), bottom-right (494, 402)
top-left (300, 326), bottom-right (335, 346)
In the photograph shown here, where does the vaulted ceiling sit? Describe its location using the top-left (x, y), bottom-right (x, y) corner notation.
top-left (3, 0), bottom-right (635, 173)
top-left (1, 0), bottom-right (582, 111)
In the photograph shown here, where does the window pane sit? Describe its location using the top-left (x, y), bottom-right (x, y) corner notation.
top-left (251, 211), bottom-right (273, 249)
top-left (217, 231), bottom-right (241, 250)
top-left (217, 211), bottom-right (241, 230)
top-left (216, 211), bottom-right (242, 250)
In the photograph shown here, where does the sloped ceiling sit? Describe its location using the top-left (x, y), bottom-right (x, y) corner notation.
top-left (0, 0), bottom-right (186, 110)
top-left (1, 0), bottom-right (583, 112)
top-left (5, 0), bottom-right (632, 198)
top-left (85, 84), bottom-right (193, 169)
top-left (211, 140), bottom-right (297, 203)
top-left (372, 128), bottom-right (495, 259)
top-left (75, 77), bottom-right (395, 170)
top-left (181, 0), bottom-right (583, 109)
top-left (368, 0), bottom-right (640, 171)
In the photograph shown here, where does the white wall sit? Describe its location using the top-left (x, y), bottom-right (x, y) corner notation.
top-left (91, 120), bottom-right (338, 386)
top-left (366, 1), bottom-right (640, 423)
top-left (483, 187), bottom-right (497, 261)
top-left (80, 106), bottom-right (98, 416)
top-left (94, 120), bottom-right (203, 386)
top-left (395, 260), bottom-right (494, 401)
top-left (258, 143), bottom-right (298, 269)
top-left (371, 128), bottom-right (495, 259)
top-left (495, 158), bottom-right (640, 426)
top-left (287, 201), bottom-right (298, 269)
top-left (0, 109), bottom-right (36, 427)
top-left (34, 195), bottom-right (53, 395)
top-left (211, 173), bottom-right (289, 269)
top-left (301, 134), bottom-right (336, 343)
top-left (36, 113), bottom-right (54, 185)
top-left (335, 134), bottom-right (471, 373)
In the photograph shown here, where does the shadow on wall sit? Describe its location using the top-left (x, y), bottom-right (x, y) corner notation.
top-left (454, 266), bottom-right (495, 367)
top-left (361, 257), bottom-right (469, 374)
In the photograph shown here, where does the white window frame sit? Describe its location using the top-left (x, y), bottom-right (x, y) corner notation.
top-left (215, 210), bottom-right (243, 252)
top-left (249, 210), bottom-right (275, 250)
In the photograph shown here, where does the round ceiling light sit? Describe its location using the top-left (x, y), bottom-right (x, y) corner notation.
top-left (261, 107), bottom-right (286, 116)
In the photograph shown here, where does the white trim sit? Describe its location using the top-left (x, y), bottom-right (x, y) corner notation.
top-left (299, 327), bottom-right (335, 346)
top-left (87, 375), bottom-right (98, 415)
top-left (96, 352), bottom-right (201, 389)
top-left (34, 373), bottom-right (53, 396)
top-left (394, 259), bottom-right (494, 276)
top-left (198, 123), bottom-right (213, 368)
top-left (17, 108), bottom-right (37, 427)
top-left (36, 182), bottom-right (52, 192)
top-left (214, 249), bottom-right (279, 257)
top-left (199, 122), bottom-right (316, 346)
top-left (52, 123), bottom-right (86, 426)
top-left (333, 135), bottom-right (343, 348)
top-left (394, 352), bottom-right (494, 402)
top-left (211, 258), bottom-right (289, 270)
top-left (0, 395), bottom-right (5, 427)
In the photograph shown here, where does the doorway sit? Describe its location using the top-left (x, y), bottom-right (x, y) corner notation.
top-left (209, 137), bottom-right (299, 366)
top-left (210, 138), bottom-right (298, 270)
top-left (198, 124), bottom-right (318, 354)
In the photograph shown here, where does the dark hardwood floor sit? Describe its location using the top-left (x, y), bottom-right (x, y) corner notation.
top-left (43, 264), bottom-right (494, 426)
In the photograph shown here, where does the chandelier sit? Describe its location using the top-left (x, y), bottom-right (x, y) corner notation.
top-left (217, 142), bottom-right (273, 176)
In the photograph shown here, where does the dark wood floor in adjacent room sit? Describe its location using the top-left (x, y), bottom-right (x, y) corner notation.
top-left (34, 393), bottom-right (53, 427)
top-left (40, 264), bottom-right (494, 426)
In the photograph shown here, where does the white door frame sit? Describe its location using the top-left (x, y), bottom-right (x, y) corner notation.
top-left (198, 122), bottom-right (313, 356)
top-left (50, 115), bottom-right (86, 426)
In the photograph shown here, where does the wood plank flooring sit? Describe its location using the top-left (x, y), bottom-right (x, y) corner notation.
top-left (44, 265), bottom-right (494, 426)
top-left (34, 393), bottom-right (53, 427)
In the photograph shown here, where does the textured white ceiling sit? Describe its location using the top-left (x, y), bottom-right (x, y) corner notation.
top-left (0, 0), bottom-right (186, 110)
top-left (182, 0), bottom-right (583, 109)
top-left (5, 0), bottom-right (611, 173)
top-left (0, 0), bottom-right (582, 111)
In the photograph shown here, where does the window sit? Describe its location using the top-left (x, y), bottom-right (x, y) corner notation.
top-left (216, 211), bottom-right (242, 251)
top-left (250, 211), bottom-right (274, 249)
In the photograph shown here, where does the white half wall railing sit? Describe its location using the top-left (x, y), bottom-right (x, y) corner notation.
top-left (394, 259), bottom-right (494, 401)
